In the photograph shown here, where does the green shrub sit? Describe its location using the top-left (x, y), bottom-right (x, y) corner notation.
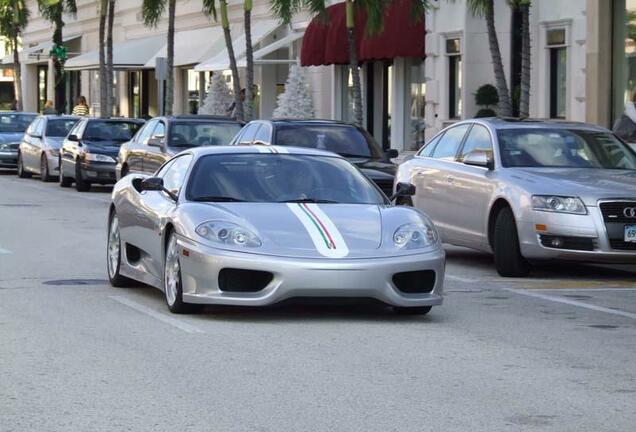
top-left (475, 84), bottom-right (499, 107)
top-left (475, 108), bottom-right (497, 118)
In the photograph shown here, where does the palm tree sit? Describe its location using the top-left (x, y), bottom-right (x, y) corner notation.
top-left (465, 0), bottom-right (513, 117)
top-left (271, 0), bottom-right (430, 127)
top-left (0, 0), bottom-right (29, 111)
top-left (203, 0), bottom-right (244, 122)
top-left (244, 0), bottom-right (254, 121)
top-left (142, 0), bottom-right (176, 115)
top-left (516, 0), bottom-right (531, 118)
top-left (37, 0), bottom-right (77, 113)
top-left (106, 0), bottom-right (115, 117)
top-left (99, 0), bottom-right (107, 118)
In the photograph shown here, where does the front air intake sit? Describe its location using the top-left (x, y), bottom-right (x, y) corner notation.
top-left (392, 270), bottom-right (436, 294)
top-left (218, 268), bottom-right (273, 292)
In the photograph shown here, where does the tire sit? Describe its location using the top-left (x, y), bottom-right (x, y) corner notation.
top-left (40, 154), bottom-right (53, 182)
top-left (17, 153), bottom-right (32, 178)
top-left (120, 164), bottom-right (129, 178)
top-left (59, 158), bottom-right (72, 187)
top-left (393, 306), bottom-right (432, 315)
top-left (493, 207), bottom-right (530, 277)
top-left (164, 231), bottom-right (199, 314)
top-left (75, 162), bottom-right (91, 192)
top-left (107, 212), bottom-right (134, 287)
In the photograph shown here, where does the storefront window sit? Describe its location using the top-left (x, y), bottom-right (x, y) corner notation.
top-left (446, 38), bottom-right (462, 119)
top-left (37, 66), bottom-right (47, 113)
top-left (547, 29), bottom-right (567, 119)
top-left (186, 69), bottom-right (212, 114)
top-left (410, 59), bottom-right (426, 149)
top-left (612, 0), bottom-right (636, 124)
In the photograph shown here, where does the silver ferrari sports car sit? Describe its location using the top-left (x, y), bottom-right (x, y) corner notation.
top-left (107, 146), bottom-right (445, 314)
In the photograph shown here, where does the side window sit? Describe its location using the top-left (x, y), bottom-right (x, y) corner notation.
top-left (73, 121), bottom-right (87, 138)
top-left (253, 123), bottom-right (271, 144)
top-left (153, 121), bottom-right (166, 138)
top-left (160, 155), bottom-right (193, 195)
top-left (431, 124), bottom-right (471, 160)
top-left (28, 119), bottom-right (41, 136)
top-left (417, 133), bottom-right (444, 157)
top-left (136, 120), bottom-right (157, 144)
top-left (459, 124), bottom-right (493, 161)
top-left (239, 123), bottom-right (260, 145)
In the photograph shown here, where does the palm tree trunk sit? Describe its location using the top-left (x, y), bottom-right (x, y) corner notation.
top-left (105, 0), bottom-right (115, 117)
top-left (12, 34), bottom-right (23, 111)
top-left (244, 0), bottom-right (254, 121)
top-left (345, 0), bottom-right (362, 127)
top-left (98, 0), bottom-right (107, 118)
top-left (519, 4), bottom-right (530, 118)
top-left (221, 0), bottom-right (243, 121)
top-left (165, 0), bottom-right (176, 115)
top-left (52, 3), bottom-right (66, 113)
top-left (484, 0), bottom-right (512, 117)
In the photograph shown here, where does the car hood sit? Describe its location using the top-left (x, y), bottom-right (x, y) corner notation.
top-left (348, 157), bottom-right (396, 180)
top-left (82, 140), bottom-right (123, 156)
top-left (0, 132), bottom-right (24, 145)
top-left (511, 168), bottom-right (636, 204)
top-left (180, 202), bottom-right (386, 258)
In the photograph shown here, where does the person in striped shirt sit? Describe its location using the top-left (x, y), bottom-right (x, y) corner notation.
top-left (71, 96), bottom-right (90, 116)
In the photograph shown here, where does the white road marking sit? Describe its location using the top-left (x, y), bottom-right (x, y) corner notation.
top-left (503, 288), bottom-right (636, 320)
top-left (0, 247), bottom-right (12, 254)
top-left (527, 287), bottom-right (636, 292)
top-left (109, 295), bottom-right (204, 334)
top-left (2, 177), bottom-right (110, 203)
top-left (445, 274), bottom-right (476, 283)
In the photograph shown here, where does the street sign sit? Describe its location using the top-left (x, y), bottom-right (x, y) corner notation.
top-left (155, 57), bottom-right (167, 81)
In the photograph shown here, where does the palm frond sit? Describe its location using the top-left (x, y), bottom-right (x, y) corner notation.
top-left (201, 0), bottom-right (218, 21)
top-left (141, 0), bottom-right (167, 27)
top-left (270, 0), bottom-right (304, 25)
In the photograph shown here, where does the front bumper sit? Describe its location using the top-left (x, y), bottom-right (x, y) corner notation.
top-left (518, 205), bottom-right (636, 263)
top-left (80, 161), bottom-right (117, 183)
top-left (0, 151), bottom-right (17, 168)
top-left (177, 237), bottom-right (446, 307)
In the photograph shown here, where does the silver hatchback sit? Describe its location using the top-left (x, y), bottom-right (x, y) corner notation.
top-left (395, 118), bottom-right (636, 277)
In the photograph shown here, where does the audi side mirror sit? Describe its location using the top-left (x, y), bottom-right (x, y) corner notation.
top-left (67, 134), bottom-right (79, 142)
top-left (148, 136), bottom-right (165, 148)
top-left (389, 182), bottom-right (416, 202)
top-left (463, 150), bottom-right (494, 170)
top-left (385, 149), bottom-right (399, 159)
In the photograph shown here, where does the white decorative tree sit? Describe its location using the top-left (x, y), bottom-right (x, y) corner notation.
top-left (199, 73), bottom-right (234, 116)
top-left (273, 64), bottom-right (315, 119)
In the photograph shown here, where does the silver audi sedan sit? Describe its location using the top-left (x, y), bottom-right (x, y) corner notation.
top-left (395, 118), bottom-right (636, 277)
top-left (108, 146), bottom-right (445, 314)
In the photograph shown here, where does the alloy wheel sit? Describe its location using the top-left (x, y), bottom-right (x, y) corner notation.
top-left (164, 235), bottom-right (180, 307)
top-left (107, 215), bottom-right (121, 279)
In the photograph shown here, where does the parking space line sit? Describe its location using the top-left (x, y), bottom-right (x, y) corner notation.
top-left (0, 247), bottom-right (12, 254)
top-left (109, 295), bottom-right (204, 334)
top-left (525, 287), bottom-right (636, 292)
top-left (503, 288), bottom-right (636, 320)
top-left (446, 274), bottom-right (477, 283)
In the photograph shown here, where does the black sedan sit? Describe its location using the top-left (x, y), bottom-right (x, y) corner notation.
top-left (230, 119), bottom-right (397, 196)
top-left (59, 118), bottom-right (144, 191)
top-left (0, 112), bottom-right (38, 169)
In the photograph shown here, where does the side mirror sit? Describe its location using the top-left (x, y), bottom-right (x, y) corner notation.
top-left (148, 135), bottom-right (165, 148)
top-left (67, 134), bottom-right (79, 142)
top-left (463, 150), bottom-right (494, 170)
top-left (389, 182), bottom-right (416, 202)
top-left (385, 149), bottom-right (399, 159)
top-left (139, 177), bottom-right (178, 201)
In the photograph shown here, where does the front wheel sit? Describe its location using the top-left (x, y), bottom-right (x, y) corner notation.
top-left (393, 306), bottom-right (432, 315)
top-left (164, 232), bottom-right (199, 314)
top-left (493, 207), bottom-right (530, 277)
top-left (59, 158), bottom-right (72, 187)
top-left (75, 162), bottom-right (91, 192)
top-left (40, 154), bottom-right (53, 182)
top-left (107, 212), bottom-right (134, 287)
top-left (17, 153), bottom-right (32, 178)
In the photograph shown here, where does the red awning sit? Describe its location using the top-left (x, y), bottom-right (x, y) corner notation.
top-left (301, 0), bottom-right (425, 67)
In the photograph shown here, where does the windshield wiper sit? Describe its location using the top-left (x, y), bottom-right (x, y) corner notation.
top-left (337, 152), bottom-right (372, 158)
top-left (192, 195), bottom-right (245, 202)
top-left (279, 198), bottom-right (338, 203)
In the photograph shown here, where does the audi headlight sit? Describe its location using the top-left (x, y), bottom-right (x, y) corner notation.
top-left (83, 153), bottom-right (116, 163)
top-left (393, 221), bottom-right (438, 250)
top-left (195, 221), bottom-right (262, 248)
top-left (0, 143), bottom-right (18, 152)
top-left (532, 195), bottom-right (587, 215)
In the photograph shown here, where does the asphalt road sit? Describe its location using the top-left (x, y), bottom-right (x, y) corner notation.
top-left (1, 170), bottom-right (635, 432)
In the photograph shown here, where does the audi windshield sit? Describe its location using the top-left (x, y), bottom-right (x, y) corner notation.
top-left (498, 129), bottom-right (636, 170)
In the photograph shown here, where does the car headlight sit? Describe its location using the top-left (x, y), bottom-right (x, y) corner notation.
top-left (393, 221), bottom-right (438, 250)
top-left (83, 153), bottom-right (116, 163)
top-left (0, 142), bottom-right (18, 151)
top-left (532, 195), bottom-right (587, 215)
top-left (195, 221), bottom-right (262, 248)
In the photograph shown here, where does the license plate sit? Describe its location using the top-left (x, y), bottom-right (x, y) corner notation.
top-left (625, 225), bottom-right (636, 243)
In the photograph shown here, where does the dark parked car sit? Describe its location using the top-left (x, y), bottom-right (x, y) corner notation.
top-left (230, 119), bottom-right (398, 196)
top-left (0, 112), bottom-right (38, 169)
top-left (59, 117), bottom-right (144, 191)
top-left (17, 115), bottom-right (80, 181)
top-left (116, 115), bottom-right (243, 179)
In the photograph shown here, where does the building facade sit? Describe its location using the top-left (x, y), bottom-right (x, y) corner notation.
top-left (2, 0), bottom-right (633, 152)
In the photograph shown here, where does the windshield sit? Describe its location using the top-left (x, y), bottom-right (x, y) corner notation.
top-left (187, 153), bottom-right (386, 204)
top-left (46, 119), bottom-right (78, 137)
top-left (0, 114), bottom-right (37, 133)
top-left (274, 125), bottom-right (381, 158)
top-left (84, 121), bottom-right (142, 142)
top-left (169, 122), bottom-right (242, 147)
top-left (498, 128), bottom-right (636, 170)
